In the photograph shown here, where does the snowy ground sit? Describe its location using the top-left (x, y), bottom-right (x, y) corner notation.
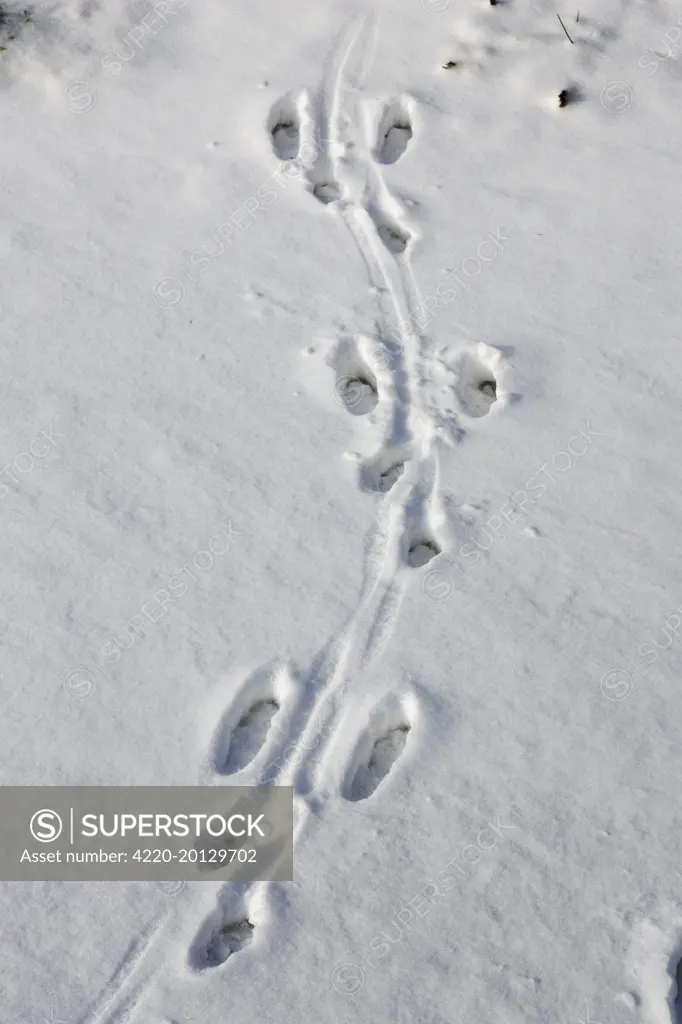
top-left (2, 0), bottom-right (682, 1022)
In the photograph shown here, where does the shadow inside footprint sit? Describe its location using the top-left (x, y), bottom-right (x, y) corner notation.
top-left (377, 461), bottom-right (405, 492)
top-left (312, 181), bottom-right (341, 204)
top-left (407, 538), bottom-right (441, 568)
top-left (377, 221), bottom-right (410, 255)
top-left (674, 954), bottom-right (682, 1024)
top-left (202, 918), bottom-right (254, 969)
top-left (269, 97), bottom-right (300, 160)
top-left (380, 123), bottom-right (412, 164)
top-left (336, 371), bottom-right (378, 416)
top-left (216, 700), bottom-right (279, 775)
top-left (348, 725), bottom-right (410, 801)
top-left (376, 99), bottom-right (414, 165)
top-left (359, 447), bottom-right (413, 493)
top-left (455, 353), bottom-right (498, 418)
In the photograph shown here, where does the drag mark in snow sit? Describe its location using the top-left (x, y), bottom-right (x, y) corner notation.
top-left (77, 914), bottom-right (168, 1024)
top-left (187, 4), bottom-right (503, 985)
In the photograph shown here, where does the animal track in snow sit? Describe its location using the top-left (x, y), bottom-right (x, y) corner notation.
top-left (268, 95), bottom-right (302, 161)
top-left (311, 180), bottom-right (342, 204)
top-left (329, 335), bottom-right (385, 416)
top-left (195, 916), bottom-right (254, 969)
top-left (406, 537), bottom-right (441, 568)
top-left (211, 665), bottom-right (287, 775)
top-left (345, 699), bottom-right (412, 802)
top-left (376, 218), bottom-right (411, 255)
top-left (674, 954), bottom-right (682, 1023)
top-left (366, 196), bottom-right (412, 254)
top-left (376, 460), bottom-right (406, 492)
top-left (359, 446), bottom-right (413, 493)
top-left (189, 883), bottom-right (262, 970)
top-left (454, 345), bottom-right (503, 418)
top-left (375, 98), bottom-right (414, 165)
top-left (336, 373), bottom-right (377, 415)
top-left (216, 699), bottom-right (279, 775)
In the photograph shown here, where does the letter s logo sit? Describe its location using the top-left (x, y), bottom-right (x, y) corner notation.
top-left (30, 809), bottom-right (63, 843)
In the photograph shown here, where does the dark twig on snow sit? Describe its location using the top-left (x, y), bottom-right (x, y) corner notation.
top-left (557, 13), bottom-right (575, 43)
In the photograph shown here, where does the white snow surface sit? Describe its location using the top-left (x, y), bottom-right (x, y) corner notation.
top-left (2, 0), bottom-right (682, 1022)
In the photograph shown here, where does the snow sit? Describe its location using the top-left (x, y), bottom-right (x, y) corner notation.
top-left (2, 0), bottom-right (682, 1021)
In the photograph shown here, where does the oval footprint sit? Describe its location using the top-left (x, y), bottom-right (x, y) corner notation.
top-left (268, 94), bottom-right (302, 161)
top-left (375, 98), bottom-right (414, 165)
top-left (189, 885), bottom-right (256, 970)
top-left (345, 717), bottom-right (411, 802)
top-left (210, 664), bottom-right (292, 776)
top-left (215, 698), bottom-right (280, 775)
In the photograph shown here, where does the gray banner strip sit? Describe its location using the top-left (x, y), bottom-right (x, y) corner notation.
top-left (0, 787), bottom-right (293, 881)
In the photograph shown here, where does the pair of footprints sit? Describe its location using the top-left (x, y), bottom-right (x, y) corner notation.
top-left (336, 355), bottom-right (498, 425)
top-left (336, 338), bottom-right (500, 522)
top-left (268, 92), bottom-right (414, 254)
top-left (217, 698), bottom-right (409, 801)
top-left (196, 673), bottom-right (412, 970)
top-left (212, 671), bottom-right (410, 803)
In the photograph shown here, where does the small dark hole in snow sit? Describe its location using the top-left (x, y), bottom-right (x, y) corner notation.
top-left (312, 181), bottom-right (341, 204)
top-left (204, 919), bottom-right (254, 968)
top-left (407, 539), bottom-right (441, 568)
top-left (377, 223), bottom-right (410, 254)
top-left (558, 87), bottom-right (581, 107)
top-left (378, 463), bottom-right (405, 492)
top-left (337, 373), bottom-right (378, 416)
top-left (479, 379), bottom-right (497, 397)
